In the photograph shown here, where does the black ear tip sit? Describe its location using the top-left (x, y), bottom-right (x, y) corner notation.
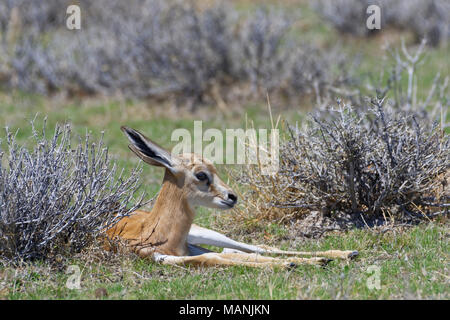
top-left (121, 126), bottom-right (140, 139)
top-left (121, 126), bottom-right (142, 145)
top-left (121, 126), bottom-right (131, 134)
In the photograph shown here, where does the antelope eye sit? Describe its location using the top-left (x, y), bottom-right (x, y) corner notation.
top-left (195, 172), bottom-right (208, 181)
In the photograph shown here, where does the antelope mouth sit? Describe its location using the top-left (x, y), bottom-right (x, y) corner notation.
top-left (219, 200), bottom-right (235, 209)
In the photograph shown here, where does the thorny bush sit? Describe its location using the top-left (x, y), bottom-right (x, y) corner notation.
top-left (0, 0), bottom-right (357, 106)
top-left (313, 0), bottom-right (450, 47)
top-left (236, 96), bottom-right (449, 224)
top-left (0, 121), bottom-right (145, 262)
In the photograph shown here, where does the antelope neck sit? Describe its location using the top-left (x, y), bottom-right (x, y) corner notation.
top-left (147, 170), bottom-right (195, 254)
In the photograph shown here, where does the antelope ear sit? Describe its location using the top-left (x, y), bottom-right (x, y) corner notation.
top-left (121, 126), bottom-right (179, 173)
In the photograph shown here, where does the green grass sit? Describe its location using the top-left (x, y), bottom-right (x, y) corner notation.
top-left (0, 0), bottom-right (448, 300)
top-left (1, 223), bottom-right (448, 299)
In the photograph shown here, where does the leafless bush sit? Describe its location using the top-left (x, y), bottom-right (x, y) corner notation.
top-left (0, 120), bottom-right (145, 262)
top-left (0, 0), bottom-right (357, 105)
top-left (384, 40), bottom-right (448, 117)
top-left (0, 0), bottom-right (66, 33)
top-left (354, 39), bottom-right (449, 132)
top-left (236, 97), bottom-right (449, 225)
top-left (312, 0), bottom-right (450, 47)
top-left (234, 8), bottom-right (294, 94)
top-left (230, 40), bottom-right (449, 234)
top-left (288, 44), bottom-right (360, 105)
top-left (312, 0), bottom-right (374, 37)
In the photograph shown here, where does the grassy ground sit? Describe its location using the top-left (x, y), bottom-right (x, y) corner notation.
top-left (1, 222), bottom-right (448, 299)
top-left (0, 1), bottom-right (448, 299)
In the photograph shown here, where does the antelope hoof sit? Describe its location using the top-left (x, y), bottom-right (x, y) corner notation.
top-left (286, 262), bottom-right (297, 269)
top-left (320, 258), bottom-right (333, 266)
top-left (348, 251), bottom-right (359, 259)
top-left (308, 257), bottom-right (332, 266)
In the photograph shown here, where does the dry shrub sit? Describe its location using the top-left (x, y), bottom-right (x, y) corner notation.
top-left (234, 97), bottom-right (448, 227)
top-left (352, 39), bottom-right (449, 131)
top-left (0, 0), bottom-right (357, 106)
top-left (312, 0), bottom-right (450, 47)
top-left (0, 120), bottom-right (146, 262)
top-left (232, 43), bottom-right (449, 228)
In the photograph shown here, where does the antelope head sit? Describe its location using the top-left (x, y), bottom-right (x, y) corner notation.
top-left (121, 126), bottom-right (238, 210)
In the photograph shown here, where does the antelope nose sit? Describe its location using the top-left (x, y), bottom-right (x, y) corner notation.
top-left (227, 193), bottom-right (237, 204)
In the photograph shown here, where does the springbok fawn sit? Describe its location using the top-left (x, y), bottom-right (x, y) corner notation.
top-left (106, 126), bottom-right (358, 268)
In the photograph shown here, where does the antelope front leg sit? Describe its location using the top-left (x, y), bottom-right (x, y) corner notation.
top-left (188, 224), bottom-right (358, 260)
top-left (153, 252), bottom-right (330, 268)
top-left (188, 224), bottom-right (267, 254)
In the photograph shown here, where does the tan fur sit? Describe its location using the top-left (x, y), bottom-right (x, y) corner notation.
top-left (107, 170), bottom-right (195, 256)
top-left (106, 151), bottom-right (235, 258)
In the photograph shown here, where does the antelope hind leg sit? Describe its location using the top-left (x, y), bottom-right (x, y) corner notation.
top-left (188, 224), bottom-right (358, 260)
top-left (153, 252), bottom-right (330, 268)
top-left (215, 252), bottom-right (331, 266)
top-left (255, 245), bottom-right (359, 260)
